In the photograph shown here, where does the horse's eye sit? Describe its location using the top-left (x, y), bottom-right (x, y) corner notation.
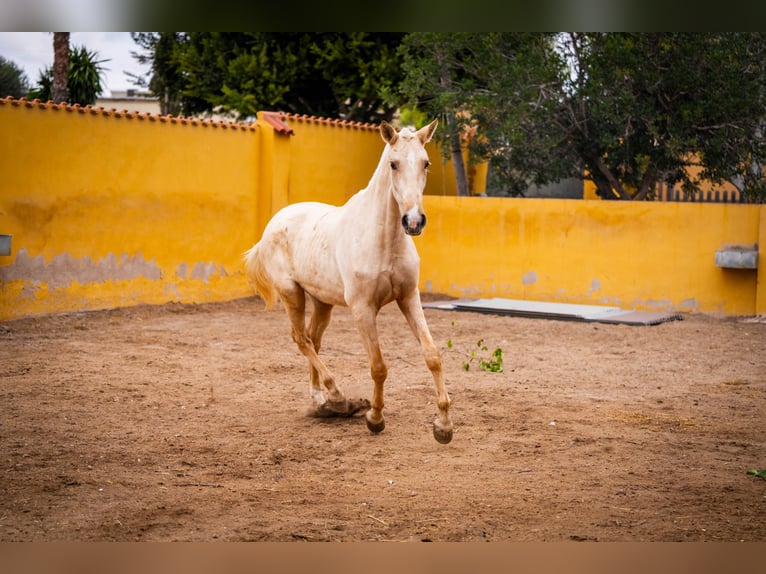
top-left (390, 161), bottom-right (398, 170)
top-left (424, 160), bottom-right (431, 169)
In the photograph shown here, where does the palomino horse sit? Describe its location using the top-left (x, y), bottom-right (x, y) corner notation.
top-left (244, 120), bottom-right (453, 444)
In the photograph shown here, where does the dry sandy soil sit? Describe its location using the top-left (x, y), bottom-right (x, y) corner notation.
top-left (1, 296), bottom-right (764, 542)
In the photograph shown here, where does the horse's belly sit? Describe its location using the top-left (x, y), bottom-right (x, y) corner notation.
top-left (293, 246), bottom-right (346, 306)
top-left (302, 280), bottom-right (348, 307)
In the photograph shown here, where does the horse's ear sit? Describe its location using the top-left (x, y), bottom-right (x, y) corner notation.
top-left (380, 121), bottom-right (398, 145)
top-left (417, 119), bottom-right (438, 144)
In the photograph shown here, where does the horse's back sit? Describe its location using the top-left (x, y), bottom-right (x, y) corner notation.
top-left (266, 201), bottom-right (334, 229)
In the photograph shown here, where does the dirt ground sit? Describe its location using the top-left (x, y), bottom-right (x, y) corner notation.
top-left (1, 295), bottom-right (765, 542)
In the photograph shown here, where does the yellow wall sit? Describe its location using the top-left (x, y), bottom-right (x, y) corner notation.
top-left (0, 100), bottom-right (259, 319)
top-left (759, 205), bottom-right (766, 314)
top-left (418, 197), bottom-right (762, 315)
top-left (282, 115), bottom-right (383, 206)
top-left (1, 100), bottom-right (764, 320)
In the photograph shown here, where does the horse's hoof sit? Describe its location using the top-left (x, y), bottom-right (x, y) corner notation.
top-left (366, 413), bottom-right (385, 434)
top-left (433, 422), bottom-right (453, 444)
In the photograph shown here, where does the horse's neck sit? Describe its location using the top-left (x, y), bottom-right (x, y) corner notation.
top-left (348, 154), bottom-right (402, 254)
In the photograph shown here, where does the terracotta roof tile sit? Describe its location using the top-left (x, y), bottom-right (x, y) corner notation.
top-left (281, 111), bottom-right (378, 131)
top-left (258, 110), bottom-right (379, 132)
top-left (261, 111), bottom-right (294, 135)
top-left (0, 97), bottom-right (257, 131)
top-left (3, 97), bottom-right (384, 133)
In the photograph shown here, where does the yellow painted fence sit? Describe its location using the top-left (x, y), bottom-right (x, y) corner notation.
top-left (418, 197), bottom-right (764, 316)
top-left (1, 99), bottom-right (764, 320)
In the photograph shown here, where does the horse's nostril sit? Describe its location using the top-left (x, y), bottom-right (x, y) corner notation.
top-left (402, 213), bottom-right (426, 235)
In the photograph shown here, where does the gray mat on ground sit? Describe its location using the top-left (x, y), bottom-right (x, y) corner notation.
top-left (422, 297), bottom-right (682, 326)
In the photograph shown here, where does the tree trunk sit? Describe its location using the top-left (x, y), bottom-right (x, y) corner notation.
top-left (633, 167), bottom-right (658, 201)
top-left (52, 32), bottom-right (70, 104)
top-left (450, 133), bottom-right (470, 196)
top-left (437, 51), bottom-right (470, 197)
top-left (593, 156), bottom-right (632, 200)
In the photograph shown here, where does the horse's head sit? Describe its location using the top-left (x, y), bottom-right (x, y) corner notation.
top-left (380, 119), bottom-right (438, 236)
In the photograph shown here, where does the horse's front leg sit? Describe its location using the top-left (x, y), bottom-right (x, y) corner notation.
top-left (350, 303), bottom-right (388, 434)
top-left (397, 290), bottom-right (453, 444)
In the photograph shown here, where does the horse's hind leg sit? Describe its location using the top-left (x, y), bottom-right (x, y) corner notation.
top-left (307, 296), bottom-right (340, 403)
top-left (279, 286), bottom-right (332, 399)
top-left (281, 289), bottom-right (368, 418)
top-left (305, 296), bottom-right (369, 417)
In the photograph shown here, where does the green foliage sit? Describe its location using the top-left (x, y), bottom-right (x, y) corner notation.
top-left (462, 339), bottom-right (504, 373)
top-left (397, 33), bottom-right (481, 163)
top-left (746, 469), bottom-right (766, 479)
top-left (445, 323), bottom-right (503, 373)
top-left (129, 32), bottom-right (766, 201)
top-left (131, 33), bottom-right (404, 122)
top-left (130, 32), bottom-right (185, 116)
top-left (66, 45), bottom-right (107, 105)
top-left (480, 347), bottom-right (504, 373)
top-left (399, 32), bottom-right (566, 189)
top-left (27, 68), bottom-right (52, 101)
top-left (27, 44), bottom-right (106, 105)
top-left (0, 55), bottom-right (30, 98)
top-left (396, 105), bottom-right (429, 129)
top-left (570, 33), bottom-right (766, 202)
top-left (399, 32), bottom-right (766, 202)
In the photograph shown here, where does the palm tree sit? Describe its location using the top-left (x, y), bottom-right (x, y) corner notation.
top-left (66, 45), bottom-right (107, 104)
top-left (52, 32), bottom-right (70, 103)
top-left (28, 43), bottom-right (107, 106)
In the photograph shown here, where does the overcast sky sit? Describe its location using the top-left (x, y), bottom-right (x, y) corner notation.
top-left (0, 32), bottom-right (150, 95)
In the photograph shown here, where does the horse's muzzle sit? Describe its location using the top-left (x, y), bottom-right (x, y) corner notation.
top-left (402, 213), bottom-right (426, 236)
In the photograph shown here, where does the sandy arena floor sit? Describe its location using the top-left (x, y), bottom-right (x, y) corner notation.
top-left (1, 296), bottom-right (764, 541)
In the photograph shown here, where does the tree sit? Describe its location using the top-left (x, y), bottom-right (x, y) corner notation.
top-left (399, 33), bottom-right (569, 197)
top-left (52, 32), bottom-right (69, 103)
top-left (398, 33), bottom-right (477, 196)
top-left (66, 45), bottom-right (107, 105)
top-left (28, 44), bottom-right (107, 105)
top-left (310, 33), bottom-right (403, 122)
top-left (130, 33), bottom-right (405, 122)
top-left (0, 55), bottom-right (29, 98)
top-left (398, 33), bottom-right (766, 202)
top-left (130, 32), bottom-right (184, 115)
top-left (561, 33), bottom-right (766, 201)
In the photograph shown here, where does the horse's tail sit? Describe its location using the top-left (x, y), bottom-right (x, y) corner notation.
top-left (244, 242), bottom-right (278, 310)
